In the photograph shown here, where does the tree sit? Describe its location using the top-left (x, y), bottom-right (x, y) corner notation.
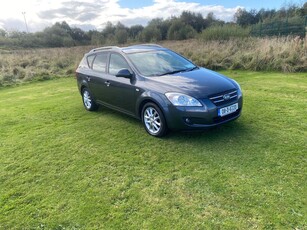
top-left (128, 25), bottom-right (144, 40)
top-left (205, 12), bottom-right (215, 27)
top-left (113, 22), bottom-right (128, 44)
top-left (140, 26), bottom-right (162, 42)
top-left (54, 21), bottom-right (72, 34)
top-left (70, 27), bottom-right (90, 45)
top-left (235, 8), bottom-right (259, 27)
top-left (43, 23), bottom-right (74, 47)
top-left (303, 2), bottom-right (307, 15)
top-left (102, 21), bottom-right (116, 39)
top-left (0, 29), bottom-right (6, 37)
top-left (147, 18), bottom-right (171, 40)
top-left (180, 11), bottom-right (205, 32)
top-left (90, 31), bottom-right (105, 45)
top-left (167, 20), bottom-right (196, 40)
top-left (115, 29), bottom-right (128, 44)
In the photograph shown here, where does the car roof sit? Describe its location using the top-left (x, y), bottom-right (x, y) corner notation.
top-left (88, 44), bottom-right (166, 55)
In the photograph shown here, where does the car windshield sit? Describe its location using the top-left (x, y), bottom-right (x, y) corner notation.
top-left (127, 50), bottom-right (197, 76)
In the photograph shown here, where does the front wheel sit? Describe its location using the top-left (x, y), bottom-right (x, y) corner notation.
top-left (142, 103), bottom-right (168, 137)
top-left (82, 88), bottom-right (98, 111)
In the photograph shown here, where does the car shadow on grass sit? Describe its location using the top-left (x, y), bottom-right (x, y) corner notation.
top-left (96, 106), bottom-right (254, 144)
top-left (167, 120), bottom-right (252, 142)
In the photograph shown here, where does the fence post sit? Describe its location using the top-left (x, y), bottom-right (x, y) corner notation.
top-left (285, 17), bottom-right (288, 35)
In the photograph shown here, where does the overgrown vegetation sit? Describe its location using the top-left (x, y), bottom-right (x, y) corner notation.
top-left (200, 24), bottom-right (250, 41)
top-left (0, 3), bottom-right (306, 48)
top-left (251, 15), bottom-right (307, 37)
top-left (0, 72), bottom-right (306, 229)
top-left (162, 37), bottom-right (307, 72)
top-left (1, 36), bottom-right (306, 87)
top-left (0, 46), bottom-right (87, 86)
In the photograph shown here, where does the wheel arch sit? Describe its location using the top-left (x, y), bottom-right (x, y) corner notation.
top-left (80, 80), bottom-right (89, 95)
top-left (136, 92), bottom-right (169, 120)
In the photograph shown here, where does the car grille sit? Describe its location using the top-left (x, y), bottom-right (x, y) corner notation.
top-left (209, 90), bottom-right (238, 106)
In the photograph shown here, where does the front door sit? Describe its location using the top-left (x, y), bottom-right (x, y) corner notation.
top-left (104, 53), bottom-right (136, 115)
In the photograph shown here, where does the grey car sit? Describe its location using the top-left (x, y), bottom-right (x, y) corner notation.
top-left (76, 44), bottom-right (243, 137)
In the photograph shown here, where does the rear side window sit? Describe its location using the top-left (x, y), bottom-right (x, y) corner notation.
top-left (78, 56), bottom-right (88, 69)
top-left (87, 55), bottom-right (95, 68)
top-left (92, 53), bottom-right (108, 72)
top-left (109, 53), bottom-right (130, 75)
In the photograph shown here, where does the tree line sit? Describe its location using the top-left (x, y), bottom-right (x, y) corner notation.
top-left (0, 3), bottom-right (306, 48)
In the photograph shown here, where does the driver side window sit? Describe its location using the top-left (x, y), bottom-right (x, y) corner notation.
top-left (109, 53), bottom-right (130, 75)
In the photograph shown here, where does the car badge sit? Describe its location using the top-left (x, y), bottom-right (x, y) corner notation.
top-left (223, 94), bottom-right (231, 100)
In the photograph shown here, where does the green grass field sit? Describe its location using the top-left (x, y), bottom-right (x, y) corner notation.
top-left (0, 71), bottom-right (306, 229)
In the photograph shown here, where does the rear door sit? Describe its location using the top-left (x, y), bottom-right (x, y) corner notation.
top-left (87, 52), bottom-right (109, 102)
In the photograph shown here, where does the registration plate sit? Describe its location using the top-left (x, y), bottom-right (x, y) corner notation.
top-left (218, 103), bottom-right (238, 117)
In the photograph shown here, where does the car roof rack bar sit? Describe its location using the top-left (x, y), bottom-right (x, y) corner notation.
top-left (89, 46), bottom-right (120, 53)
top-left (128, 44), bottom-right (163, 48)
top-left (139, 44), bottom-right (163, 47)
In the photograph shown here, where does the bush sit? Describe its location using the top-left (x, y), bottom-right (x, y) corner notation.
top-left (140, 26), bottom-right (162, 42)
top-left (167, 20), bottom-right (196, 40)
top-left (115, 29), bottom-right (128, 44)
top-left (200, 24), bottom-right (250, 41)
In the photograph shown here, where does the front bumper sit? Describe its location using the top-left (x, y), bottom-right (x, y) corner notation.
top-left (163, 96), bottom-right (243, 130)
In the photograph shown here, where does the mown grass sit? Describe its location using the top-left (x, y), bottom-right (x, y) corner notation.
top-left (0, 71), bottom-right (306, 229)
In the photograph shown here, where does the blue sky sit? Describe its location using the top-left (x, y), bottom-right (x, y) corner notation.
top-left (0, 0), bottom-right (303, 32)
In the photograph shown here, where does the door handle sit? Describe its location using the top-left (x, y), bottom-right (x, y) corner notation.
top-left (105, 81), bottom-right (110, 87)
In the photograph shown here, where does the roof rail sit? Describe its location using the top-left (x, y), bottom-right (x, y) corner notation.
top-left (141, 44), bottom-right (163, 47)
top-left (89, 46), bottom-right (120, 53)
top-left (130, 44), bottom-right (163, 48)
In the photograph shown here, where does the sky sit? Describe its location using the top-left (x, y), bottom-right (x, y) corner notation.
top-left (0, 0), bottom-right (303, 32)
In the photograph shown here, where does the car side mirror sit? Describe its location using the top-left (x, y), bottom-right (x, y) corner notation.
top-left (116, 69), bottom-right (133, 79)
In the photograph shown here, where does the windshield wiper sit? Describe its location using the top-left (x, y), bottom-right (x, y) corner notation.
top-left (158, 69), bottom-right (187, 76)
top-left (158, 66), bottom-right (198, 76)
top-left (158, 66), bottom-right (199, 76)
top-left (182, 66), bottom-right (199, 72)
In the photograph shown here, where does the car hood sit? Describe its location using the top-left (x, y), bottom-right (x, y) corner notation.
top-left (143, 67), bottom-right (236, 98)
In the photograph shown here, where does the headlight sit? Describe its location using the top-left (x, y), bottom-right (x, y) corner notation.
top-left (165, 92), bottom-right (202, 107)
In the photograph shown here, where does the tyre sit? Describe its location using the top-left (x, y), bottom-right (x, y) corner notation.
top-left (82, 88), bottom-right (98, 111)
top-left (142, 102), bottom-right (168, 137)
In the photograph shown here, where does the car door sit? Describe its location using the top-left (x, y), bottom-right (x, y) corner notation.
top-left (87, 52), bottom-right (109, 102)
top-left (104, 53), bottom-right (137, 115)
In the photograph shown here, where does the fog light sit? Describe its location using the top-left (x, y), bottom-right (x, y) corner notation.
top-left (185, 118), bottom-right (192, 124)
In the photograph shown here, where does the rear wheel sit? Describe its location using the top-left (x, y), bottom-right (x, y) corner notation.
top-left (82, 88), bottom-right (98, 111)
top-left (142, 103), bottom-right (168, 137)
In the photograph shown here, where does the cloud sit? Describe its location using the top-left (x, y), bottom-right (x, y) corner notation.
top-left (94, 0), bottom-right (240, 30)
top-left (0, 18), bottom-right (27, 32)
top-left (38, 1), bottom-right (104, 21)
top-left (71, 23), bottom-right (97, 31)
top-left (0, 0), bottom-right (241, 32)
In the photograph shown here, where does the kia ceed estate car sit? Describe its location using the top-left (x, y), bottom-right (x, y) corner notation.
top-left (76, 44), bottom-right (243, 137)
